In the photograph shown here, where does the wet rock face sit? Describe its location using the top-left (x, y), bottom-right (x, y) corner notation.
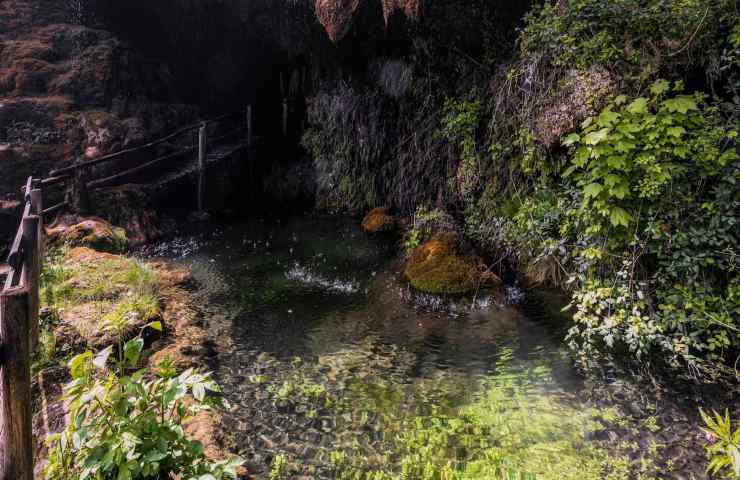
top-left (316, 0), bottom-right (421, 42)
top-left (0, 0), bottom-right (197, 205)
top-left (533, 67), bottom-right (616, 148)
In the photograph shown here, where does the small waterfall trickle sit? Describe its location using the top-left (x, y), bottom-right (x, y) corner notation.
top-left (67, 0), bottom-right (87, 26)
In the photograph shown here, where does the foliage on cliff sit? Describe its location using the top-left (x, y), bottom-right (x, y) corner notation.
top-left (303, 0), bottom-right (740, 379)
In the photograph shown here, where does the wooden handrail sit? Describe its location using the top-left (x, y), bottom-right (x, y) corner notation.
top-left (49, 112), bottom-right (239, 177)
top-left (1, 175), bottom-right (44, 480)
top-left (42, 201), bottom-right (67, 217)
top-left (86, 144), bottom-right (197, 190)
top-left (40, 174), bottom-right (70, 187)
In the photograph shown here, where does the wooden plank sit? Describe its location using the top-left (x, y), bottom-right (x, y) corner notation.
top-left (5, 209), bottom-right (26, 270)
top-left (40, 174), bottom-right (69, 187)
top-left (22, 177), bottom-right (32, 202)
top-left (21, 215), bottom-right (39, 352)
top-left (29, 189), bottom-right (41, 216)
top-left (42, 201), bottom-right (67, 218)
top-left (0, 286), bottom-right (33, 480)
top-left (208, 127), bottom-right (244, 145)
top-left (69, 162), bottom-right (90, 214)
top-left (86, 144), bottom-right (196, 190)
top-left (48, 113), bottom-right (235, 177)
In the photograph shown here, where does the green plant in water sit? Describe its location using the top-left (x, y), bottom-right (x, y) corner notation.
top-left (261, 345), bottom-right (632, 480)
top-left (44, 322), bottom-right (244, 480)
top-left (701, 409), bottom-right (740, 479)
top-left (270, 454), bottom-right (289, 480)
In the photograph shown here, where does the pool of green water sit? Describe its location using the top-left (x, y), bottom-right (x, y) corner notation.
top-left (144, 214), bottom-right (708, 480)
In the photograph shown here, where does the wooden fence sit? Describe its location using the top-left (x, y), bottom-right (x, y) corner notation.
top-left (0, 177), bottom-right (44, 480)
top-left (0, 105), bottom-right (263, 479)
top-left (40, 107), bottom-right (254, 215)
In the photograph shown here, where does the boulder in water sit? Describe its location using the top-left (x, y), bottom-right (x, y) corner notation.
top-left (404, 231), bottom-right (481, 294)
top-left (361, 207), bottom-right (396, 234)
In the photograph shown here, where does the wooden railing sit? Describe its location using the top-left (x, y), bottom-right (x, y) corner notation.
top-left (0, 177), bottom-right (44, 480)
top-left (40, 107), bottom-right (254, 215)
top-left (0, 104), bottom-right (266, 480)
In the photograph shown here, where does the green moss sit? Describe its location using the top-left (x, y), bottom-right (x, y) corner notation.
top-left (404, 232), bottom-right (479, 294)
top-left (82, 225), bottom-right (128, 253)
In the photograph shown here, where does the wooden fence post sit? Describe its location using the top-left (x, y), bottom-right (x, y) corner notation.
top-left (0, 286), bottom-right (33, 480)
top-left (29, 188), bottom-right (44, 263)
top-left (197, 123), bottom-right (207, 214)
top-left (69, 160), bottom-right (89, 214)
top-left (21, 216), bottom-right (39, 352)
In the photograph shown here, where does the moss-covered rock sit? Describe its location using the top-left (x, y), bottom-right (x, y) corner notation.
top-left (361, 207), bottom-right (396, 234)
top-left (404, 231), bottom-right (480, 294)
top-left (47, 214), bottom-right (128, 253)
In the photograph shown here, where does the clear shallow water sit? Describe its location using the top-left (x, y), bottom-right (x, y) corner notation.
top-left (144, 215), bottom-right (704, 479)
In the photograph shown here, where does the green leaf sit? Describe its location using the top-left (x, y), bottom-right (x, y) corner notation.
top-left (666, 126), bottom-right (686, 138)
top-left (609, 182), bottom-right (630, 200)
top-left (562, 133), bottom-right (580, 147)
top-left (597, 110), bottom-right (620, 126)
top-left (603, 173), bottom-right (622, 188)
top-left (609, 206), bottom-right (632, 227)
top-left (93, 346), bottom-right (113, 370)
top-left (663, 96), bottom-right (698, 114)
top-left (649, 79), bottom-right (670, 96)
top-left (583, 183), bottom-right (603, 199)
top-left (124, 338), bottom-right (145, 367)
top-left (606, 155), bottom-right (626, 169)
top-left (574, 146), bottom-right (591, 167)
top-left (146, 321), bottom-right (163, 332)
top-left (193, 382), bottom-right (206, 402)
top-left (69, 351), bottom-right (93, 379)
top-left (562, 164), bottom-right (577, 177)
top-left (626, 97), bottom-right (648, 114)
top-left (116, 465), bottom-right (131, 480)
top-left (583, 128), bottom-right (610, 146)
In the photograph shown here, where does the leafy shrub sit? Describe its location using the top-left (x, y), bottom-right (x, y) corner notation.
top-left (560, 80), bottom-right (739, 376)
top-left (562, 79), bottom-right (737, 237)
top-left (701, 409), bottom-right (740, 479)
top-left (520, 0), bottom-right (735, 74)
top-left (44, 324), bottom-right (243, 480)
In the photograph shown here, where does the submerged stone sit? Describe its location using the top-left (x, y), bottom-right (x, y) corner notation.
top-left (404, 231), bottom-right (480, 294)
top-left (361, 207), bottom-right (396, 234)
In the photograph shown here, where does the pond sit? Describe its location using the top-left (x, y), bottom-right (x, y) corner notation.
top-left (144, 214), bottom-right (711, 480)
